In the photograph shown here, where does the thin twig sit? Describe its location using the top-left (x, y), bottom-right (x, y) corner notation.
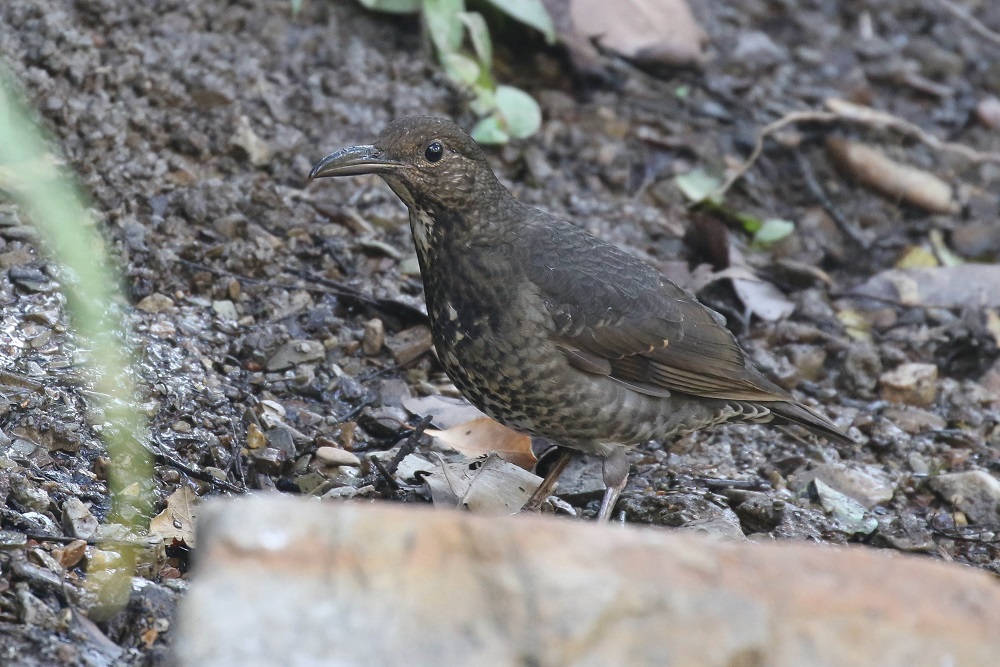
top-left (369, 455), bottom-right (400, 491)
top-left (20, 533), bottom-right (160, 548)
top-left (937, 0), bottom-right (1000, 47)
top-left (717, 111), bottom-right (838, 197)
top-left (825, 98), bottom-right (1000, 164)
top-left (385, 414), bottom-right (433, 477)
top-left (717, 98), bottom-right (1000, 198)
top-left (153, 441), bottom-right (245, 494)
top-left (693, 477), bottom-right (772, 492)
top-left (794, 149), bottom-right (871, 249)
top-left (176, 259), bottom-right (427, 325)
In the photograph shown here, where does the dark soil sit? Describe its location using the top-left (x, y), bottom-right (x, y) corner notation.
top-left (1, 0), bottom-right (999, 663)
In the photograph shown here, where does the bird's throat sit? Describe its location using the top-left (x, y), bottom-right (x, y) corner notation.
top-left (409, 208), bottom-right (437, 269)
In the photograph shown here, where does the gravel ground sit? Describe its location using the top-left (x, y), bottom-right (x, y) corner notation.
top-left (1, 0), bottom-right (999, 663)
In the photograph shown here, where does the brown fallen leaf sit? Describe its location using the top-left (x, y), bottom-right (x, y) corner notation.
top-left (53, 539), bottom-right (88, 569)
top-left (826, 136), bottom-right (959, 214)
top-left (582, 0), bottom-right (705, 65)
top-left (426, 417), bottom-right (537, 471)
top-left (556, 0), bottom-right (706, 67)
top-left (149, 486), bottom-right (198, 548)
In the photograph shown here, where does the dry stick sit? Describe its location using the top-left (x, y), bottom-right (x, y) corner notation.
top-left (385, 414), bottom-right (433, 477)
top-left (717, 101), bottom-right (1000, 200)
top-left (176, 259), bottom-right (427, 325)
top-left (794, 149), bottom-right (871, 249)
top-left (937, 0), bottom-right (1000, 48)
top-left (716, 110), bottom-right (838, 198)
top-left (368, 455), bottom-right (400, 492)
top-left (153, 440), bottom-right (245, 493)
top-left (693, 476), bottom-right (772, 491)
top-left (825, 98), bottom-right (1000, 164)
top-left (20, 533), bottom-right (159, 548)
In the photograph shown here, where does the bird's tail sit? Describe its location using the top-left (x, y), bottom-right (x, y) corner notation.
top-left (764, 401), bottom-right (854, 445)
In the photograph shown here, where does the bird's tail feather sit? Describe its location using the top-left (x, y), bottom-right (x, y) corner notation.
top-left (765, 401), bottom-right (854, 445)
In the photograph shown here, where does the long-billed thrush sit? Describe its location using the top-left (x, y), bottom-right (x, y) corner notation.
top-left (309, 116), bottom-right (852, 521)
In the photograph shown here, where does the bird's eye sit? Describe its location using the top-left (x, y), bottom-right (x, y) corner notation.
top-left (424, 141), bottom-right (444, 163)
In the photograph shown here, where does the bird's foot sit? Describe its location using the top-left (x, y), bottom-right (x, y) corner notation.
top-left (596, 446), bottom-right (629, 523)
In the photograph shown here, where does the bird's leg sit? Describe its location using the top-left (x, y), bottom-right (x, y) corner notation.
top-left (521, 447), bottom-right (573, 513)
top-left (597, 446), bottom-right (629, 522)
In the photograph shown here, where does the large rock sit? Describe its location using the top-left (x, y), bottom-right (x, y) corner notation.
top-left (176, 497), bottom-right (1000, 667)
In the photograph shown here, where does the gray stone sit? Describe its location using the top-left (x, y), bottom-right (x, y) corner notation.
top-left (929, 470), bottom-right (1000, 525)
top-left (791, 462), bottom-right (895, 508)
top-left (62, 497), bottom-right (98, 540)
top-left (266, 339), bottom-right (325, 371)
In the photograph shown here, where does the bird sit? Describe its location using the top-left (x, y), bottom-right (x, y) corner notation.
top-left (309, 116), bottom-right (852, 522)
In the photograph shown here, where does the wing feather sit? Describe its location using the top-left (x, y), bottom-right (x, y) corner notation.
top-left (521, 219), bottom-right (789, 402)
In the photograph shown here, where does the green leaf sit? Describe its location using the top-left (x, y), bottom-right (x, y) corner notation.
top-left (737, 213), bottom-right (761, 233)
top-left (423, 0), bottom-right (466, 55)
top-left (674, 168), bottom-right (723, 204)
top-left (358, 0), bottom-right (421, 13)
top-left (751, 218), bottom-right (795, 248)
top-left (458, 11), bottom-right (492, 69)
top-left (290, 0), bottom-right (303, 15)
top-left (495, 85), bottom-right (541, 139)
top-left (469, 86), bottom-right (497, 116)
top-left (471, 115), bottom-right (510, 144)
top-left (440, 51), bottom-right (480, 86)
top-left (481, 0), bottom-right (555, 43)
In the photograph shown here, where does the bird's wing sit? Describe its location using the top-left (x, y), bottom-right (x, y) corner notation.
top-left (519, 219), bottom-right (790, 403)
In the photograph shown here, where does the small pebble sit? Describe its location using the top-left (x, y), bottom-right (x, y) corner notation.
top-left (363, 318), bottom-right (385, 356)
top-left (977, 96), bottom-right (1000, 130)
top-left (315, 446), bottom-right (361, 467)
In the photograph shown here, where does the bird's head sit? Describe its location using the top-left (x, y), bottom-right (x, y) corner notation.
top-left (309, 116), bottom-right (501, 212)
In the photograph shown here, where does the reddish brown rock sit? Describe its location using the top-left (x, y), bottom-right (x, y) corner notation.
top-left (177, 497), bottom-right (1000, 667)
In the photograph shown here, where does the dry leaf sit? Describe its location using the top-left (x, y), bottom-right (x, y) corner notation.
top-left (54, 539), bottom-right (88, 569)
top-left (140, 628), bottom-right (161, 648)
top-left (427, 417), bottom-right (537, 470)
top-left (895, 246), bottom-right (939, 269)
top-left (422, 453), bottom-right (542, 514)
top-left (401, 394), bottom-right (486, 429)
top-left (731, 277), bottom-right (796, 322)
top-left (568, 0), bottom-right (705, 66)
top-left (682, 215), bottom-right (795, 322)
top-left (246, 422), bottom-right (267, 449)
top-left (149, 486), bottom-right (198, 548)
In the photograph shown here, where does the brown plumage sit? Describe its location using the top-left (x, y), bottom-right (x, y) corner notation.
top-left (310, 116), bottom-right (852, 521)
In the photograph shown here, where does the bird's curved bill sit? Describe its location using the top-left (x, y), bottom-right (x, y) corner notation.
top-left (308, 145), bottom-right (401, 179)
